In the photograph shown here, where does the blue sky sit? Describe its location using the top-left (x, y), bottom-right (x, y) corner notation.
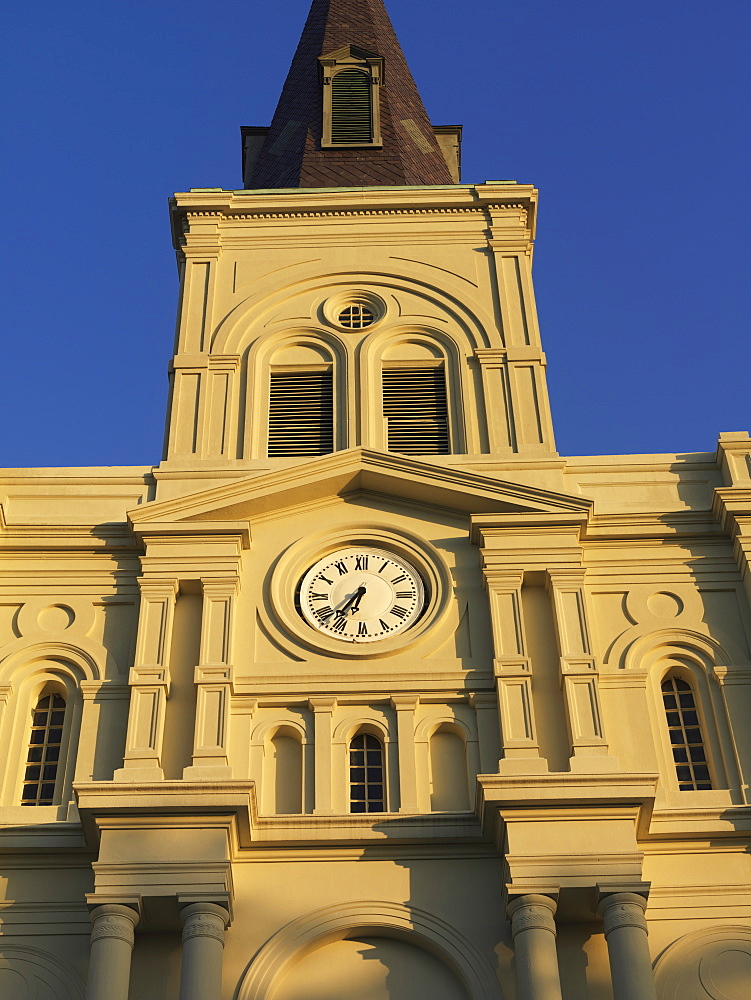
top-left (2, 0), bottom-right (749, 468)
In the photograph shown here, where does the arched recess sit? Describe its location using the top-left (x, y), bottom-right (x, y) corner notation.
top-left (0, 944), bottom-right (85, 999)
top-left (211, 271), bottom-right (494, 359)
top-left (0, 650), bottom-right (96, 809)
top-left (244, 329), bottom-right (348, 460)
top-left (360, 326), bottom-right (468, 454)
top-left (235, 901), bottom-right (504, 1000)
top-left (263, 724), bottom-right (304, 815)
top-left (428, 724), bottom-right (471, 812)
top-left (653, 925), bottom-right (751, 999)
top-left (630, 632), bottom-right (744, 801)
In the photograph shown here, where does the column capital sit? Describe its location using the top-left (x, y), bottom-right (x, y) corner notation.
top-left (201, 575), bottom-right (241, 598)
top-left (137, 578), bottom-right (180, 599)
top-left (390, 694), bottom-right (419, 710)
top-left (89, 904), bottom-right (140, 946)
top-left (597, 892), bottom-right (649, 936)
top-left (309, 696), bottom-right (337, 712)
top-left (507, 894), bottom-right (558, 937)
top-left (180, 902), bottom-right (230, 946)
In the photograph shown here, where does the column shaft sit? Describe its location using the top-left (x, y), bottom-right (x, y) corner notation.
top-left (598, 893), bottom-right (657, 1000)
top-left (508, 895), bottom-right (563, 1000)
top-left (85, 904), bottom-right (139, 1000)
top-left (178, 902), bottom-right (229, 1000)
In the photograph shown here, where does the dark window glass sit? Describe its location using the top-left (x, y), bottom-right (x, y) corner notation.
top-left (21, 694), bottom-right (66, 806)
top-left (349, 733), bottom-right (385, 813)
top-left (661, 677), bottom-right (712, 791)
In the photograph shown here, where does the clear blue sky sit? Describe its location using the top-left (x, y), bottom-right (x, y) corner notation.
top-left (2, 0), bottom-right (749, 468)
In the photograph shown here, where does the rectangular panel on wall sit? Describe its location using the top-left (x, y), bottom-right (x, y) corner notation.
top-left (186, 262), bottom-right (211, 353)
top-left (207, 372), bottom-right (230, 457)
top-left (501, 256), bottom-right (530, 346)
top-left (172, 372), bottom-right (201, 455)
top-left (514, 366), bottom-right (544, 446)
top-left (483, 365), bottom-right (515, 451)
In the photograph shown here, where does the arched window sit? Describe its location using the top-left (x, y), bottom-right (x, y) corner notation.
top-left (331, 69), bottom-right (373, 144)
top-left (662, 676), bottom-right (712, 790)
top-left (429, 727), bottom-right (470, 811)
top-left (21, 693), bottom-right (66, 806)
top-left (382, 364), bottom-right (450, 454)
top-left (349, 733), bottom-right (385, 813)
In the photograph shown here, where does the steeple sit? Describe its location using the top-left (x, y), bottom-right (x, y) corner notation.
top-left (244, 0), bottom-right (457, 189)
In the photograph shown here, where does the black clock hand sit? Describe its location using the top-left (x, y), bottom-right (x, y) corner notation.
top-left (337, 585), bottom-right (366, 616)
top-left (349, 586), bottom-right (367, 614)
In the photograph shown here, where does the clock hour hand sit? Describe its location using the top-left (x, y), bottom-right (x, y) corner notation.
top-left (336, 585), bottom-right (366, 616)
top-left (349, 586), bottom-right (367, 614)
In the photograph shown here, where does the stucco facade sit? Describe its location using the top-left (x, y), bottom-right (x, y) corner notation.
top-left (2, 2), bottom-right (751, 998)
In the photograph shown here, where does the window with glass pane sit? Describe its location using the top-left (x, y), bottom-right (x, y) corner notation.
top-left (349, 733), bottom-right (385, 813)
top-left (661, 676), bottom-right (712, 790)
top-left (22, 694), bottom-right (66, 805)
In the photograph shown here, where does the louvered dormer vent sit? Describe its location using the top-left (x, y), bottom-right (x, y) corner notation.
top-left (268, 368), bottom-right (334, 456)
top-left (331, 70), bottom-right (373, 144)
top-left (383, 365), bottom-right (450, 455)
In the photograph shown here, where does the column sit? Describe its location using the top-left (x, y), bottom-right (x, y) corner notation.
top-left (85, 904), bottom-right (139, 1000)
top-left (598, 893), bottom-right (657, 1000)
top-left (309, 697), bottom-right (336, 814)
top-left (183, 576), bottom-right (239, 780)
top-left (391, 695), bottom-right (419, 813)
top-left (507, 895), bottom-right (563, 1000)
top-left (178, 901), bottom-right (230, 1000)
top-left (483, 569), bottom-right (546, 773)
top-left (115, 579), bottom-right (177, 781)
top-left (547, 568), bottom-right (616, 771)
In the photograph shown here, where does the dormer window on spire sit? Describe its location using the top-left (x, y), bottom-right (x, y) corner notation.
top-left (320, 45), bottom-right (383, 148)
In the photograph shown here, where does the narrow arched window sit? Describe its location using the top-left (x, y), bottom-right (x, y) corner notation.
top-left (349, 733), bottom-right (385, 813)
top-left (331, 70), bottom-right (373, 144)
top-left (21, 694), bottom-right (66, 806)
top-left (268, 367), bottom-right (334, 456)
top-left (662, 676), bottom-right (712, 790)
top-left (383, 364), bottom-right (450, 454)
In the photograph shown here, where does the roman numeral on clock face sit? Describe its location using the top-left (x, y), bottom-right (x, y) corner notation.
top-left (310, 592), bottom-right (328, 601)
top-left (391, 574), bottom-right (407, 584)
top-left (334, 561), bottom-right (347, 576)
top-left (395, 591), bottom-right (413, 599)
top-left (358, 622), bottom-right (368, 636)
top-left (330, 615), bottom-right (347, 633)
top-left (355, 555), bottom-right (369, 570)
top-left (314, 606), bottom-right (335, 621)
top-left (391, 605), bottom-right (409, 620)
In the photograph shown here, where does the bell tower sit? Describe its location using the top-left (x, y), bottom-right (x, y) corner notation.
top-left (161, 0), bottom-right (557, 497)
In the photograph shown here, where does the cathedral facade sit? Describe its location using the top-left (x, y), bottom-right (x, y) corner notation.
top-left (1, 2), bottom-right (750, 998)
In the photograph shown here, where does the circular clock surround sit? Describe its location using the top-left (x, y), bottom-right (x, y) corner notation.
top-left (299, 547), bottom-right (425, 643)
top-left (267, 526), bottom-right (452, 658)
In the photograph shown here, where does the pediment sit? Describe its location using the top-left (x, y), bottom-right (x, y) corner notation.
top-left (129, 449), bottom-right (591, 530)
top-left (320, 44), bottom-right (380, 64)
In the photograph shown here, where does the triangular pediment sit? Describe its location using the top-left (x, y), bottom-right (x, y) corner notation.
top-left (320, 44), bottom-right (380, 63)
top-left (129, 449), bottom-right (591, 528)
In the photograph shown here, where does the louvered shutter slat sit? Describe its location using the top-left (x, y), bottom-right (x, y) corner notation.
top-left (383, 366), bottom-right (450, 455)
top-left (268, 370), bottom-right (334, 457)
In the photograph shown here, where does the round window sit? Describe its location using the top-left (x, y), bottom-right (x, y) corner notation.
top-left (338, 304), bottom-right (375, 329)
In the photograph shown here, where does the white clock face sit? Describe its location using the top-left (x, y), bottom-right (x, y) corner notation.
top-left (299, 547), bottom-right (425, 643)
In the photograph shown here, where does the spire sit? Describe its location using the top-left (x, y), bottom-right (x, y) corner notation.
top-left (246, 0), bottom-right (455, 189)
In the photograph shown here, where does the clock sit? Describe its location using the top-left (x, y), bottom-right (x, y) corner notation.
top-left (298, 547), bottom-right (425, 643)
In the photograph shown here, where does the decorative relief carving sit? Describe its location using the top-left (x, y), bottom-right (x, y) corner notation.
top-left (90, 913), bottom-right (136, 947)
top-left (182, 914), bottom-right (227, 946)
top-left (508, 896), bottom-right (558, 938)
top-left (600, 896), bottom-right (648, 937)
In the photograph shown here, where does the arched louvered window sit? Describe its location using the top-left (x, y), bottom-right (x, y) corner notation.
top-left (21, 693), bottom-right (66, 806)
top-left (268, 367), bottom-right (334, 457)
top-left (662, 676), bottom-right (712, 790)
top-left (331, 69), bottom-right (373, 144)
top-left (349, 733), bottom-right (385, 813)
top-left (383, 364), bottom-right (450, 454)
